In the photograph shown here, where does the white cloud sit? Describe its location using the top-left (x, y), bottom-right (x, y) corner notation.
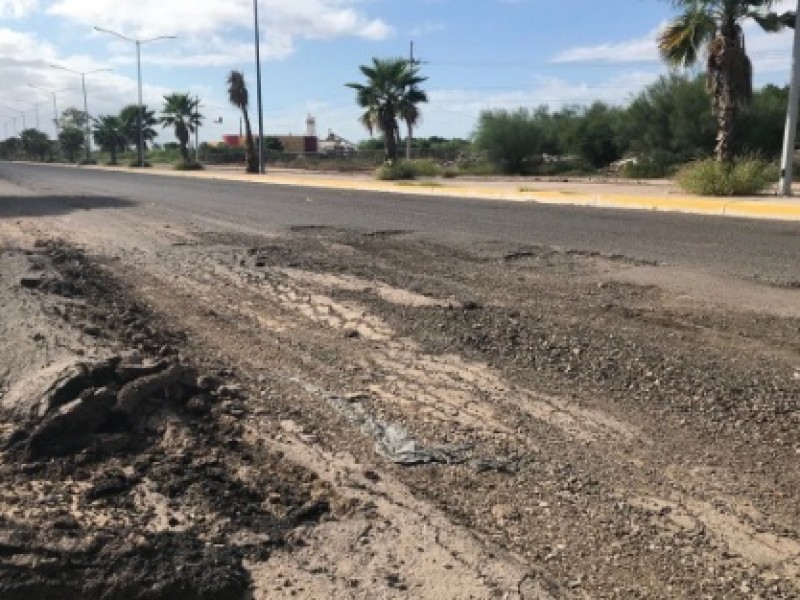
top-left (0, 0), bottom-right (36, 18)
top-left (47, 0), bottom-right (391, 67)
top-left (551, 26), bottom-right (662, 64)
top-left (551, 11), bottom-right (795, 77)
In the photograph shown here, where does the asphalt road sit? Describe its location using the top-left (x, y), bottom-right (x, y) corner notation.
top-left (1, 162), bottom-right (798, 284)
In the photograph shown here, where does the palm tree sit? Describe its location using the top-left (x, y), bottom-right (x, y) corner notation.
top-left (346, 58), bottom-right (427, 161)
top-left (160, 93), bottom-right (203, 165)
top-left (92, 115), bottom-right (126, 165)
top-left (227, 71), bottom-right (259, 174)
top-left (400, 84), bottom-right (428, 159)
top-left (119, 104), bottom-right (157, 153)
top-left (658, 0), bottom-right (795, 162)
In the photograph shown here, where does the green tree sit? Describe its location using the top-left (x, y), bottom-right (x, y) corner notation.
top-left (20, 128), bottom-right (51, 161)
top-left (119, 104), bottom-right (158, 153)
top-left (346, 57), bottom-right (428, 161)
top-left (735, 84), bottom-right (791, 157)
top-left (92, 115), bottom-right (126, 164)
top-left (559, 102), bottom-right (625, 167)
top-left (59, 127), bottom-right (85, 162)
top-left (160, 93), bottom-right (202, 165)
top-left (0, 137), bottom-right (22, 160)
top-left (622, 74), bottom-right (715, 162)
top-left (658, 0), bottom-right (795, 162)
top-left (473, 107), bottom-right (554, 174)
top-left (226, 71), bottom-right (259, 173)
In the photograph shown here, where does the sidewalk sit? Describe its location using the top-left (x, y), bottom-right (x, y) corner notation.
top-left (86, 163), bottom-right (800, 222)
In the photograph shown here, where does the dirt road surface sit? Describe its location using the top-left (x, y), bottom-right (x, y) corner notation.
top-left (1, 169), bottom-right (799, 599)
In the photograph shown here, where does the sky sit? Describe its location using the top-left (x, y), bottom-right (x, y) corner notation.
top-left (0, 0), bottom-right (798, 146)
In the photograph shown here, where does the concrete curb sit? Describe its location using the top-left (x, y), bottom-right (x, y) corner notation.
top-left (55, 162), bottom-right (800, 222)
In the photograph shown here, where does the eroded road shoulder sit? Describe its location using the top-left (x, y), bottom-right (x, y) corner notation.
top-left (1, 193), bottom-right (799, 598)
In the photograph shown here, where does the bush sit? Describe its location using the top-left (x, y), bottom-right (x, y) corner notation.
top-left (78, 158), bottom-right (97, 166)
top-left (376, 161), bottom-right (417, 180)
top-left (173, 161), bottom-right (204, 171)
top-left (676, 157), bottom-right (778, 196)
top-left (128, 160), bottom-right (152, 168)
top-left (406, 159), bottom-right (441, 177)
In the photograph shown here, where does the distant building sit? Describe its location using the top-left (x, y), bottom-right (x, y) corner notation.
top-left (222, 134), bottom-right (242, 147)
top-left (219, 114), bottom-right (351, 156)
top-left (318, 130), bottom-right (357, 156)
top-left (271, 135), bottom-right (318, 154)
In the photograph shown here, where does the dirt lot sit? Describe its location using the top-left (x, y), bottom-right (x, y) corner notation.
top-left (1, 177), bottom-right (799, 599)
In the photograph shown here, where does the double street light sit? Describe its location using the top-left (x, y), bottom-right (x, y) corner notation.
top-left (94, 27), bottom-right (177, 167)
top-left (49, 64), bottom-right (112, 162)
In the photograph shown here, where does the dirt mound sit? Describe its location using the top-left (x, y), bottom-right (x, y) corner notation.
top-left (0, 242), bottom-right (333, 600)
top-left (3, 355), bottom-right (199, 460)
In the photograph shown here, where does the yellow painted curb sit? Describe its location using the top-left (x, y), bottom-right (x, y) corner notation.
top-left (73, 163), bottom-right (800, 222)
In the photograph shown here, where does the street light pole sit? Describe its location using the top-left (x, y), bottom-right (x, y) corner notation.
top-left (779, 0), bottom-right (800, 196)
top-left (137, 39), bottom-right (144, 166)
top-left (93, 27), bottom-right (176, 167)
top-left (28, 85), bottom-right (64, 138)
top-left (2, 107), bottom-right (25, 132)
top-left (80, 73), bottom-right (90, 161)
top-left (50, 64), bottom-right (112, 162)
top-left (254, 0), bottom-right (265, 174)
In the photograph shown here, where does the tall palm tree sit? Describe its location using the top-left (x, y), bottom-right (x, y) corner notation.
top-left (227, 70), bottom-right (259, 173)
top-left (160, 93), bottom-right (203, 165)
top-left (658, 0), bottom-right (795, 162)
top-left (346, 58), bottom-right (427, 161)
top-left (400, 84), bottom-right (428, 159)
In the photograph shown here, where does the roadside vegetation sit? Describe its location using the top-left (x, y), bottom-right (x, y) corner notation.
top-left (677, 156), bottom-right (779, 196)
top-left (3, 4), bottom-right (799, 197)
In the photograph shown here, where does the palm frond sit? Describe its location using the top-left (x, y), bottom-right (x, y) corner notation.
top-left (658, 9), bottom-right (717, 67)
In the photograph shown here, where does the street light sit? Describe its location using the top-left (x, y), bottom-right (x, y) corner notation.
top-left (49, 64), bottom-right (112, 162)
top-left (93, 27), bottom-right (176, 167)
top-left (253, 0), bottom-right (266, 173)
top-left (2, 106), bottom-right (25, 131)
top-left (29, 84), bottom-right (70, 138)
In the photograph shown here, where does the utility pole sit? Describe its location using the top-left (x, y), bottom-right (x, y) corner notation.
top-left (779, 0), bottom-right (800, 196)
top-left (407, 41), bottom-right (416, 160)
top-left (406, 41), bottom-right (427, 160)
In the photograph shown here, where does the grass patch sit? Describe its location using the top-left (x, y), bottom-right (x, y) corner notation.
top-left (396, 180), bottom-right (443, 187)
top-left (127, 160), bottom-right (152, 168)
top-left (442, 168), bottom-right (459, 179)
top-left (375, 161), bottom-right (418, 181)
top-left (676, 157), bottom-right (778, 196)
top-left (621, 159), bottom-right (675, 179)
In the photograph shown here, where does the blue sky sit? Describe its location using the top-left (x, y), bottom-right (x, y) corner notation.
top-left (0, 0), bottom-right (796, 145)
